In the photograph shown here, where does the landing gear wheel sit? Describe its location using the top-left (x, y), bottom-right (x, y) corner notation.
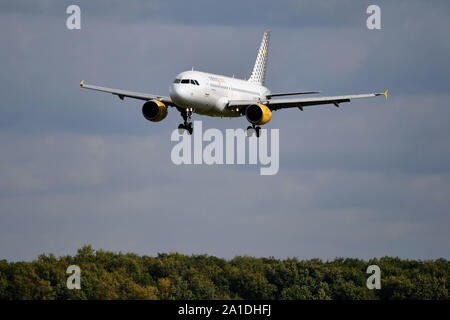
top-left (255, 126), bottom-right (261, 138)
top-left (177, 123), bottom-right (193, 135)
top-left (246, 126), bottom-right (255, 137)
top-left (247, 125), bottom-right (261, 138)
top-left (187, 122), bottom-right (193, 135)
top-left (178, 108), bottom-right (194, 135)
top-left (178, 123), bottom-right (186, 135)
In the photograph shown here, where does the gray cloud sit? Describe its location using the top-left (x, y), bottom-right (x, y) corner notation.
top-left (1, 131), bottom-right (449, 261)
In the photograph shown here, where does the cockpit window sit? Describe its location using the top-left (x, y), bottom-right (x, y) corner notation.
top-left (178, 79), bottom-right (200, 85)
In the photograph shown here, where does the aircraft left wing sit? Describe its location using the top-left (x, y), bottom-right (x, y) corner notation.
top-left (228, 90), bottom-right (388, 111)
top-left (80, 80), bottom-right (175, 105)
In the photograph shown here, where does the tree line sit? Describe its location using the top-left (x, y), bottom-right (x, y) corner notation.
top-left (0, 245), bottom-right (448, 300)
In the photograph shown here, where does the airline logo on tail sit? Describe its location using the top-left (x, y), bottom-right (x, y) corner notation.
top-left (248, 30), bottom-right (270, 86)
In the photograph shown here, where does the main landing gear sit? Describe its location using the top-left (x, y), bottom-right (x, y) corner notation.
top-left (178, 108), bottom-right (193, 135)
top-left (246, 125), bottom-right (261, 138)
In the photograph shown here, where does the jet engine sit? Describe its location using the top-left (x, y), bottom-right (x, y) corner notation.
top-left (245, 103), bottom-right (272, 125)
top-left (142, 100), bottom-right (168, 122)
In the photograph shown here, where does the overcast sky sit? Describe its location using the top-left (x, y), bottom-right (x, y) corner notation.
top-left (0, 0), bottom-right (449, 261)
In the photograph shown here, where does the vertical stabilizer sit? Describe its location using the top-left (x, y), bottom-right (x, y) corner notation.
top-left (248, 30), bottom-right (270, 86)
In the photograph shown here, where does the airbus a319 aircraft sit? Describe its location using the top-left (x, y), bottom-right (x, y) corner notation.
top-left (80, 31), bottom-right (387, 137)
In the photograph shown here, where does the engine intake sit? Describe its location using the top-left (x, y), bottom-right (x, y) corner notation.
top-left (142, 100), bottom-right (168, 122)
top-left (245, 103), bottom-right (272, 125)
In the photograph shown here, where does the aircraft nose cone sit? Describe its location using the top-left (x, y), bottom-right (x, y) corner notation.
top-left (170, 84), bottom-right (186, 104)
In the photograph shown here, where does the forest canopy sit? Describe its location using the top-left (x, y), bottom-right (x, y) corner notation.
top-left (0, 245), bottom-right (448, 300)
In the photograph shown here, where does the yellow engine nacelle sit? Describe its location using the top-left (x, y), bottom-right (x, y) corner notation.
top-left (142, 100), bottom-right (168, 122)
top-left (245, 103), bottom-right (272, 125)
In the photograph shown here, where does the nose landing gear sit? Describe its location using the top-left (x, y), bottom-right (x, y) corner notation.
top-left (178, 108), bottom-right (193, 135)
top-left (246, 125), bottom-right (261, 138)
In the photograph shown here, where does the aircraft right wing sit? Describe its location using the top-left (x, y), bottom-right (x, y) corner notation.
top-left (228, 90), bottom-right (388, 111)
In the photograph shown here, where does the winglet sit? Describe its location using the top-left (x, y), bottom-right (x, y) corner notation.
top-left (384, 89), bottom-right (388, 100)
top-left (80, 80), bottom-right (84, 87)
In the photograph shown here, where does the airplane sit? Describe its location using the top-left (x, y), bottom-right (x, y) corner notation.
top-left (80, 30), bottom-right (388, 137)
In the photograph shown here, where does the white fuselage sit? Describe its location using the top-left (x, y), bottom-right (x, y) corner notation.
top-left (169, 70), bottom-right (271, 117)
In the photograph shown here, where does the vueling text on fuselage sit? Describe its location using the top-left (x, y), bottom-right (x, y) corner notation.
top-left (171, 121), bottom-right (279, 175)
